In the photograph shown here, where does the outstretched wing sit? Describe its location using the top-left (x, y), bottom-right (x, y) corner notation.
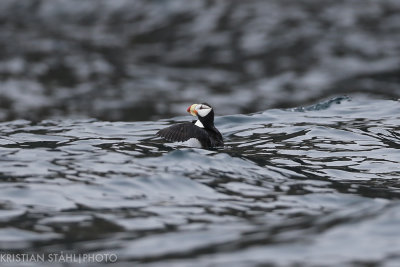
top-left (157, 122), bottom-right (208, 143)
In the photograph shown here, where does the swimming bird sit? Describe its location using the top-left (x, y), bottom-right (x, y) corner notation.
top-left (157, 103), bottom-right (223, 148)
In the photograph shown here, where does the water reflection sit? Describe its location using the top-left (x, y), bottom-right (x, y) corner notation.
top-left (0, 97), bottom-right (399, 265)
top-left (0, 0), bottom-right (399, 121)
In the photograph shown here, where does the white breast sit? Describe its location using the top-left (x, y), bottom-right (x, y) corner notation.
top-left (166, 138), bottom-right (202, 148)
top-left (183, 138), bottom-right (202, 148)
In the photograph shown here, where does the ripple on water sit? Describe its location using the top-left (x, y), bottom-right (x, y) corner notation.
top-left (0, 97), bottom-right (400, 265)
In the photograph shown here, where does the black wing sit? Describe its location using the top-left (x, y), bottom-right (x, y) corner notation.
top-left (157, 122), bottom-right (210, 145)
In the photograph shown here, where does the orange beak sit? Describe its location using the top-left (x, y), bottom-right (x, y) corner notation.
top-left (187, 104), bottom-right (198, 116)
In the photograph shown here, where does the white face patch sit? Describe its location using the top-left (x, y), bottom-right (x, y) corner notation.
top-left (196, 104), bottom-right (212, 117)
top-left (194, 120), bottom-right (204, 128)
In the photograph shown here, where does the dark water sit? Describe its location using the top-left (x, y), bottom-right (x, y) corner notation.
top-left (1, 97), bottom-right (400, 266)
top-left (1, 0), bottom-right (400, 265)
top-left (1, 0), bottom-right (400, 122)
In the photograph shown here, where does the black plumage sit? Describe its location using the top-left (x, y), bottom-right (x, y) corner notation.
top-left (157, 103), bottom-right (223, 148)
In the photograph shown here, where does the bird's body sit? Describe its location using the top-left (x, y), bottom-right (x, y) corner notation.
top-left (157, 103), bottom-right (223, 148)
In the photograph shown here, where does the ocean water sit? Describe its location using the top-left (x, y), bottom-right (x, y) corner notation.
top-left (1, 0), bottom-right (400, 121)
top-left (0, 96), bottom-right (399, 266)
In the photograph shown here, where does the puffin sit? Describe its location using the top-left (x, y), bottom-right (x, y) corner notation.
top-left (157, 103), bottom-right (224, 148)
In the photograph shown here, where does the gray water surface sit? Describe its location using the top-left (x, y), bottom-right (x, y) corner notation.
top-left (0, 97), bottom-right (400, 266)
top-left (1, 0), bottom-right (400, 122)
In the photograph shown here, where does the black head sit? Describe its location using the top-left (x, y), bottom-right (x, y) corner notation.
top-left (187, 103), bottom-right (215, 128)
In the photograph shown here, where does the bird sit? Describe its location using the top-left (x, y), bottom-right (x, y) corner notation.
top-left (157, 103), bottom-right (224, 148)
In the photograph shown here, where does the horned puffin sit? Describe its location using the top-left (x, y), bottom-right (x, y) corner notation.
top-left (157, 103), bottom-right (223, 148)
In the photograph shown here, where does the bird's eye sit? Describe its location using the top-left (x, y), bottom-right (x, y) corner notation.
top-left (199, 105), bottom-right (209, 110)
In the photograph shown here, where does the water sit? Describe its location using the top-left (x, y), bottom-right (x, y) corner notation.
top-left (1, 0), bottom-right (400, 121)
top-left (0, 1), bottom-right (400, 265)
top-left (0, 97), bottom-right (399, 266)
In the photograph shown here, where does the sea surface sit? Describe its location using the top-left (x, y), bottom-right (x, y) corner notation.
top-left (1, 0), bottom-right (400, 121)
top-left (0, 96), bottom-right (400, 266)
top-left (1, 0), bottom-right (400, 265)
